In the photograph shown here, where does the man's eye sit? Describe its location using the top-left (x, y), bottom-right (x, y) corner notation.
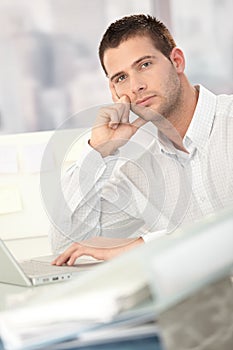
top-left (116, 75), bottom-right (127, 83)
top-left (141, 62), bottom-right (152, 69)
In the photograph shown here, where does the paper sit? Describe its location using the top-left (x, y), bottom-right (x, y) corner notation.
top-left (0, 268), bottom-right (151, 349)
top-left (0, 288), bottom-right (155, 350)
top-left (22, 143), bottom-right (55, 173)
top-left (0, 185), bottom-right (22, 214)
top-left (0, 146), bottom-right (18, 174)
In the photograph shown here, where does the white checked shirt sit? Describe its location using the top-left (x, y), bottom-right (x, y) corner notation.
top-left (50, 86), bottom-right (233, 253)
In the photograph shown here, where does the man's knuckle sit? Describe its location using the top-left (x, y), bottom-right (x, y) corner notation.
top-left (72, 242), bottom-right (79, 248)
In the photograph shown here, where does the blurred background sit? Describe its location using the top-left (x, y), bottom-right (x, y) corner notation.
top-left (0, 0), bottom-right (232, 134)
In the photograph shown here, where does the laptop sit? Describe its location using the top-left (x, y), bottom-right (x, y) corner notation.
top-left (0, 239), bottom-right (102, 287)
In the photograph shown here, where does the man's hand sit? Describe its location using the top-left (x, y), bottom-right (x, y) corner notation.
top-left (89, 91), bottom-right (147, 157)
top-left (51, 237), bottom-right (144, 266)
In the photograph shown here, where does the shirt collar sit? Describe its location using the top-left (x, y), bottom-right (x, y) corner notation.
top-left (184, 85), bottom-right (217, 152)
top-left (158, 85), bottom-right (217, 155)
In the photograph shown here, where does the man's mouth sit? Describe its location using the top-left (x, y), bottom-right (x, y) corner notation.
top-left (136, 95), bottom-right (156, 106)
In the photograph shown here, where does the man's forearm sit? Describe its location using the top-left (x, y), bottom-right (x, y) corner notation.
top-left (49, 144), bottom-right (119, 253)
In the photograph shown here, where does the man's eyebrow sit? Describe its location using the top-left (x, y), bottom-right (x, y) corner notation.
top-left (109, 55), bottom-right (156, 82)
top-left (132, 55), bottom-right (157, 67)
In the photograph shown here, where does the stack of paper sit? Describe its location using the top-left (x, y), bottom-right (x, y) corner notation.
top-left (0, 254), bottom-right (159, 350)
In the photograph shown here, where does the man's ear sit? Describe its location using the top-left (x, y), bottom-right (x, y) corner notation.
top-left (169, 47), bottom-right (185, 73)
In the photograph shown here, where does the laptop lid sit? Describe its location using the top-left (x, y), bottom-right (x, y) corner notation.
top-left (0, 239), bottom-right (32, 287)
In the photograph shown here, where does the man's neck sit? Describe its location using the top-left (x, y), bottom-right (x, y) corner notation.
top-left (162, 79), bottom-right (199, 153)
top-left (168, 79), bottom-right (199, 139)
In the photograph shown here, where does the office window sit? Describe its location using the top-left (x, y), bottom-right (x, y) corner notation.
top-left (0, 0), bottom-right (152, 134)
top-left (169, 0), bottom-right (233, 93)
top-left (0, 0), bottom-right (232, 134)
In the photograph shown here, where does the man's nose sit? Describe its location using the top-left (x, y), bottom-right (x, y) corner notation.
top-left (130, 75), bottom-right (147, 94)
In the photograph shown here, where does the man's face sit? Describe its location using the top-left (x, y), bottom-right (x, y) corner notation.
top-left (103, 35), bottom-right (183, 118)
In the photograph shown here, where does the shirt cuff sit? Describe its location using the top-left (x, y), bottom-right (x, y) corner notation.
top-left (140, 230), bottom-right (167, 243)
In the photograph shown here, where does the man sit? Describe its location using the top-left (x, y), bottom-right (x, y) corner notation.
top-left (51, 14), bottom-right (233, 266)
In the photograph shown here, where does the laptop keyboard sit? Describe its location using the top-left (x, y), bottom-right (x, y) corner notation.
top-left (20, 260), bottom-right (84, 277)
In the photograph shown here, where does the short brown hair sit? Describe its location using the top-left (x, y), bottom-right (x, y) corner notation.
top-left (99, 14), bottom-right (176, 75)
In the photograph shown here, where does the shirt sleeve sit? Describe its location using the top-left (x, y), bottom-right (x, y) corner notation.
top-left (49, 141), bottom-right (144, 254)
